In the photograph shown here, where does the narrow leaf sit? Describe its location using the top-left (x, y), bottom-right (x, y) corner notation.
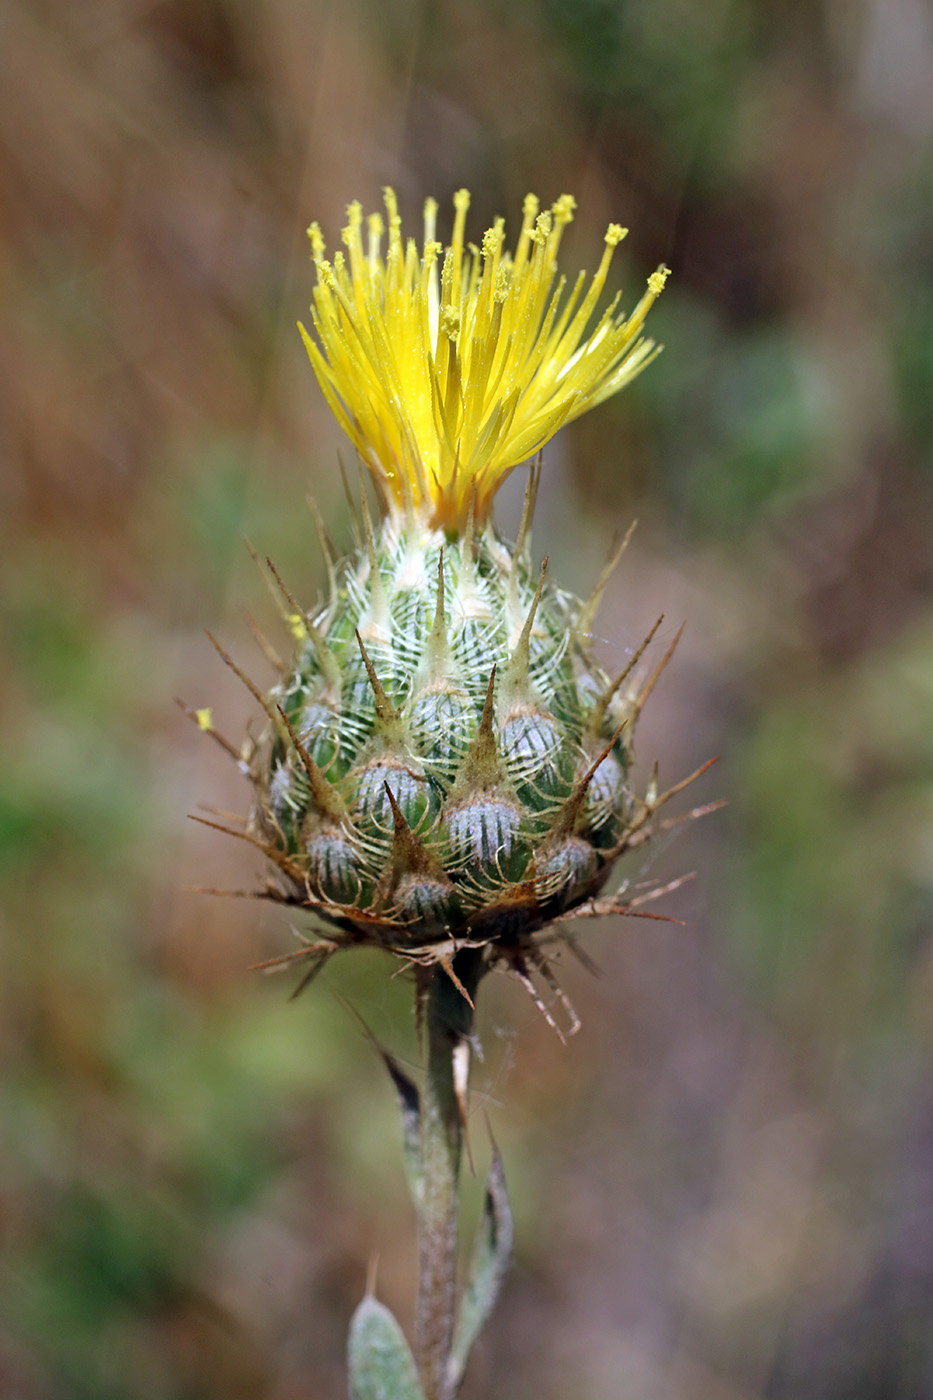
top-left (381, 1051), bottom-right (422, 1207)
top-left (447, 1148), bottom-right (514, 1390)
top-left (347, 1295), bottom-right (425, 1400)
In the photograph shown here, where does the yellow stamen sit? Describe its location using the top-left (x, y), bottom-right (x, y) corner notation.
top-left (647, 265), bottom-right (671, 296)
top-left (300, 189), bottom-right (669, 532)
top-left (195, 707), bottom-right (213, 731)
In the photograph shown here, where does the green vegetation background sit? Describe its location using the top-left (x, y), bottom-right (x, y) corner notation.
top-left (2, 1), bottom-right (932, 1397)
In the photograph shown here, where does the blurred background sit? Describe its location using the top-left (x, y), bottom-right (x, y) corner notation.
top-left (2, 0), bottom-right (932, 1396)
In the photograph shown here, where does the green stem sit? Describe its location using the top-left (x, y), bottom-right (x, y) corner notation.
top-left (414, 953), bottom-right (481, 1400)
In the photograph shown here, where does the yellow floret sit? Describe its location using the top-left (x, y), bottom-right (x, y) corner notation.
top-left (299, 189), bottom-right (669, 532)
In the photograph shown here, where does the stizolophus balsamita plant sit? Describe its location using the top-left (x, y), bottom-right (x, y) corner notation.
top-left (186, 188), bottom-right (716, 1400)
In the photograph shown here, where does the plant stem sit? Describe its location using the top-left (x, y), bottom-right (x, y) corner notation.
top-left (414, 952), bottom-right (482, 1400)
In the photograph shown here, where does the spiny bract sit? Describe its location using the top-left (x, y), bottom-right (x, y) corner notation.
top-left (257, 489), bottom-right (640, 949)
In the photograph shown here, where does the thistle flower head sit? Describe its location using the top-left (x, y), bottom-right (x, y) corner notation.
top-left (187, 186), bottom-right (708, 1030)
top-left (300, 189), bottom-right (669, 532)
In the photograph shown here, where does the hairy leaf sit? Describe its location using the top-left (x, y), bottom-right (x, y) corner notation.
top-left (447, 1148), bottom-right (514, 1391)
top-left (348, 1295), bottom-right (425, 1400)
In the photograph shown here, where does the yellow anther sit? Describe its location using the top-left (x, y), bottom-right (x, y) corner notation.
top-left (317, 259), bottom-right (336, 287)
top-left (605, 224), bottom-right (628, 247)
top-left (423, 239), bottom-right (442, 266)
top-left (482, 224), bottom-right (503, 259)
top-left (552, 193), bottom-right (577, 224)
top-left (523, 192), bottom-right (540, 220)
top-left (647, 265), bottom-right (670, 295)
top-left (441, 306), bottom-right (460, 340)
top-left (532, 211), bottom-right (553, 244)
top-left (288, 613), bottom-right (307, 641)
top-left (342, 206), bottom-right (363, 255)
top-left (195, 707), bottom-right (213, 731)
top-left (423, 196), bottom-right (438, 247)
top-left (494, 265), bottom-right (510, 302)
top-left (367, 212), bottom-right (384, 239)
top-left (453, 188), bottom-right (471, 214)
top-left (383, 186), bottom-right (401, 235)
top-left (307, 222), bottom-right (325, 259)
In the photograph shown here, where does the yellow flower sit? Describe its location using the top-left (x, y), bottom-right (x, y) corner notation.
top-left (300, 189), bottom-right (669, 533)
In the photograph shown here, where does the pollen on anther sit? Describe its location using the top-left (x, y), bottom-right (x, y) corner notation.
top-left (648, 266), bottom-right (671, 296)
